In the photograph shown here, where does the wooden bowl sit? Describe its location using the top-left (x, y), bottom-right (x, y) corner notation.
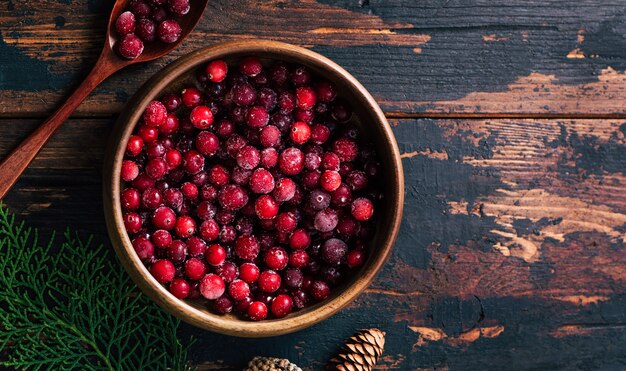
top-left (103, 40), bottom-right (404, 337)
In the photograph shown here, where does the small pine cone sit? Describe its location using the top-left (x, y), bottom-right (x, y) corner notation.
top-left (327, 328), bottom-right (386, 371)
top-left (245, 356), bottom-right (303, 371)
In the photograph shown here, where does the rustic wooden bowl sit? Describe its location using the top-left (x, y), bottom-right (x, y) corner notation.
top-left (103, 40), bottom-right (404, 337)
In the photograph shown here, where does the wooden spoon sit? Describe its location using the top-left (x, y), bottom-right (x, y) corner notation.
top-left (0, 0), bottom-right (208, 200)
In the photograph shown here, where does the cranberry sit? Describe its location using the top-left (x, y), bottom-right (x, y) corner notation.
top-left (208, 165), bottom-right (230, 187)
top-left (137, 125), bottom-right (158, 143)
top-left (227, 279), bottom-right (250, 301)
top-left (164, 148), bottom-right (182, 169)
top-left (304, 152), bottom-right (321, 170)
top-left (269, 61), bottom-right (289, 85)
top-left (115, 11), bottom-right (135, 35)
top-left (308, 190), bottom-right (331, 211)
top-left (246, 168), bottom-right (273, 195)
top-left (292, 289), bottom-right (308, 309)
top-left (216, 120), bottom-right (235, 138)
top-left (174, 215), bottom-right (196, 238)
top-left (142, 188), bottom-right (162, 209)
top-left (346, 170), bottom-right (368, 190)
top-left (279, 148), bottom-right (304, 175)
top-left (164, 188), bottom-right (183, 210)
top-left (184, 237), bottom-right (205, 257)
top-left (258, 270), bottom-right (281, 293)
top-left (257, 88), bottom-right (277, 111)
top-left (321, 152), bottom-right (340, 171)
top-left (321, 238), bottom-right (348, 266)
top-left (290, 121), bottom-right (311, 144)
top-left (309, 280), bottom-right (330, 301)
top-left (235, 296), bottom-right (253, 313)
top-left (132, 237), bottom-right (154, 261)
top-left (260, 125), bottom-right (281, 148)
top-left (194, 131), bottom-right (219, 157)
top-left (332, 99), bottom-right (353, 123)
top-left (215, 261), bottom-right (239, 283)
top-left (126, 135), bottom-right (144, 157)
top-left (206, 60), bottom-right (228, 82)
top-left (264, 247), bottom-right (289, 270)
top-left (291, 66), bottom-right (311, 85)
top-left (331, 184), bottom-right (352, 207)
top-left (301, 170), bottom-right (320, 190)
top-left (320, 170), bottom-right (341, 192)
top-left (271, 294), bottom-right (293, 318)
top-left (150, 260), bottom-right (175, 283)
top-left (181, 87), bottom-right (202, 108)
top-left (199, 273), bottom-right (225, 300)
top-left (255, 195), bottom-right (279, 220)
top-left (219, 225), bottom-right (237, 244)
top-left (288, 250), bottom-right (309, 269)
top-left (217, 184), bottom-right (248, 211)
top-left (145, 158), bottom-right (168, 179)
top-left (314, 208), bottom-right (338, 232)
top-left (275, 212), bottom-right (297, 233)
top-left (310, 124), bottom-right (331, 145)
top-left (168, 0), bottom-right (190, 15)
top-left (183, 150), bottom-right (205, 174)
top-left (240, 56), bottom-right (263, 77)
top-left (167, 240), bottom-right (187, 263)
top-left (129, 0), bottom-right (151, 17)
top-left (271, 112), bottom-right (292, 133)
top-left (247, 301), bottom-right (268, 321)
top-left (121, 188), bottom-right (141, 210)
top-left (231, 83), bottom-right (257, 106)
top-left (260, 148), bottom-right (279, 168)
top-left (123, 212), bottom-right (142, 233)
top-left (294, 108), bottom-right (314, 123)
top-left (289, 229), bottom-right (310, 250)
top-left (151, 6), bottom-right (167, 22)
top-left (205, 244), bottom-right (226, 266)
top-left (118, 34), bottom-right (144, 59)
top-left (152, 206), bottom-right (176, 230)
top-left (316, 80), bottom-right (336, 102)
top-left (121, 160), bottom-right (139, 182)
top-left (333, 138), bottom-right (358, 162)
top-left (346, 249), bottom-right (365, 268)
top-left (184, 258), bottom-right (206, 280)
top-left (190, 106), bottom-right (214, 129)
top-left (158, 19), bottom-right (182, 43)
top-left (295, 86), bottom-right (316, 110)
top-left (135, 18), bottom-right (156, 42)
top-left (236, 145), bottom-right (260, 170)
top-left (169, 278), bottom-right (190, 299)
top-left (278, 91), bottom-right (296, 112)
top-left (351, 197), bottom-right (374, 221)
top-left (234, 235), bottom-right (260, 260)
top-left (214, 295), bottom-right (234, 314)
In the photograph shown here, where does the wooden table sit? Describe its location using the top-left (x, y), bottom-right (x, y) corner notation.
top-left (3, 1), bottom-right (626, 369)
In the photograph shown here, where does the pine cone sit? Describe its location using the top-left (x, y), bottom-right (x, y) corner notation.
top-left (244, 356), bottom-right (303, 371)
top-left (327, 328), bottom-right (386, 371)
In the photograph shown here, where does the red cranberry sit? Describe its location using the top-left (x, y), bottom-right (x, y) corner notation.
top-left (289, 229), bottom-right (310, 250)
top-left (208, 164), bottom-right (230, 187)
top-left (167, 240), bottom-right (187, 263)
top-left (180, 182), bottom-right (198, 200)
top-left (132, 237), bottom-right (154, 261)
top-left (331, 184), bottom-right (352, 207)
top-left (115, 11), bottom-right (135, 35)
top-left (228, 279), bottom-right (251, 301)
top-left (234, 296), bottom-right (253, 314)
top-left (168, 0), bottom-right (190, 15)
top-left (283, 268), bottom-right (303, 289)
top-left (255, 195), bottom-right (279, 220)
top-left (218, 184), bottom-right (248, 211)
top-left (123, 212), bottom-right (142, 233)
top-left (289, 250), bottom-right (309, 268)
top-left (260, 125), bottom-right (281, 147)
top-left (183, 150), bottom-right (205, 174)
top-left (295, 86), bottom-right (316, 110)
top-left (136, 18), bottom-right (156, 41)
top-left (275, 212), bottom-right (297, 233)
top-left (169, 278), bottom-right (190, 299)
top-left (239, 263), bottom-right (260, 284)
top-left (118, 34), bottom-right (144, 59)
top-left (236, 145), bottom-right (260, 170)
top-left (272, 178), bottom-right (296, 202)
top-left (290, 121), bottom-right (311, 144)
top-left (206, 60), bottom-right (228, 82)
top-left (292, 289), bottom-right (308, 309)
top-left (278, 91), bottom-right (296, 112)
top-left (174, 215), bottom-right (195, 238)
top-left (321, 238), bottom-right (348, 266)
top-left (260, 148), bottom-right (279, 168)
top-left (122, 188), bottom-right (141, 210)
top-left (257, 87), bottom-right (277, 110)
top-left (126, 135), bottom-right (144, 157)
top-left (310, 124), bottom-right (331, 145)
top-left (247, 301), bottom-right (268, 321)
top-left (181, 87), bottom-right (202, 108)
top-left (246, 168), bottom-right (273, 194)
top-left (121, 160), bottom-right (139, 182)
top-left (351, 197), bottom-right (374, 221)
top-left (184, 258), bottom-right (206, 280)
top-left (347, 170), bottom-right (368, 190)
top-left (138, 125), bottom-right (158, 143)
top-left (219, 225), bottom-right (237, 244)
top-left (258, 270), bottom-right (281, 293)
top-left (304, 152), bottom-right (321, 170)
top-left (214, 295), bottom-right (234, 314)
top-left (152, 206), bottom-right (176, 230)
top-left (235, 235), bottom-right (260, 260)
top-left (205, 244), bottom-right (226, 266)
top-left (279, 148), bottom-right (304, 175)
top-left (186, 236), bottom-right (206, 257)
top-left (333, 138), bottom-right (358, 162)
top-left (164, 148), bottom-right (182, 169)
top-left (199, 273), bottom-right (225, 299)
top-left (264, 247), bottom-right (288, 270)
top-left (146, 158), bottom-right (168, 179)
top-left (338, 162), bottom-right (354, 177)
top-left (134, 174), bottom-right (155, 192)
top-left (129, 0), bottom-right (151, 17)
top-left (158, 19), bottom-right (182, 43)
top-left (320, 266), bottom-right (342, 285)
top-left (294, 108), bottom-right (314, 123)
top-left (337, 216), bottom-right (360, 237)
top-left (321, 152), bottom-right (340, 171)
top-left (309, 280), bottom-right (330, 301)
top-left (346, 249), bottom-right (366, 268)
top-left (314, 208), bottom-right (338, 232)
top-left (246, 106), bottom-right (269, 128)
top-left (291, 66), bottom-right (311, 85)
top-left (271, 294), bottom-right (293, 318)
top-left (190, 106), bottom-right (214, 129)
top-left (164, 188), bottom-right (183, 210)
top-left (316, 80), bottom-right (336, 102)
top-left (142, 188), bottom-right (162, 209)
top-left (231, 83), bottom-right (257, 106)
top-left (225, 134), bottom-right (247, 157)
top-left (240, 56), bottom-right (263, 77)
top-left (150, 259), bottom-right (175, 283)
top-left (271, 112), bottom-right (292, 133)
top-left (269, 61), bottom-right (289, 85)
top-left (320, 170), bottom-right (341, 192)
top-left (215, 261), bottom-right (239, 283)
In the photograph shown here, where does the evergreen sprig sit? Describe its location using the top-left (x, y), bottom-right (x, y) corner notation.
top-left (0, 206), bottom-right (191, 370)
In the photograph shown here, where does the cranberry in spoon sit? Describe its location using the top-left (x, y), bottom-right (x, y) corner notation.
top-left (0, 0), bottom-right (208, 199)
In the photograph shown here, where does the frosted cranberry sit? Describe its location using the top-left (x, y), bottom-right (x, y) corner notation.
top-left (332, 138), bottom-right (358, 162)
top-left (308, 190), bottom-right (331, 211)
top-left (320, 171), bottom-right (341, 192)
top-left (142, 188), bottom-right (162, 209)
top-left (231, 83), bottom-right (257, 106)
top-left (275, 212), bottom-right (297, 233)
top-left (228, 106), bottom-right (248, 124)
top-left (129, 0), bottom-right (151, 17)
top-left (134, 174), bottom-right (155, 192)
top-left (165, 240), bottom-right (186, 263)
top-left (248, 301), bottom-right (268, 321)
top-left (279, 148), bottom-right (304, 175)
top-left (310, 124), bottom-right (331, 144)
top-left (260, 148), bottom-right (279, 168)
top-left (150, 229), bottom-right (171, 249)
top-left (256, 88), bottom-right (277, 111)
top-left (321, 238), bottom-right (348, 266)
top-left (181, 87), bottom-right (202, 108)
top-left (126, 135), bottom-right (144, 157)
top-left (301, 170), bottom-right (320, 190)
top-left (259, 125), bottom-right (280, 148)
top-left (215, 208), bottom-right (235, 225)
top-left (216, 120), bottom-right (235, 138)
top-left (271, 112), bottom-right (292, 133)
top-left (236, 56), bottom-right (260, 76)
top-left (199, 273), bottom-right (225, 300)
top-left (132, 237), bottom-right (154, 261)
top-left (190, 106), bottom-right (214, 129)
top-left (192, 132), bottom-right (218, 157)
top-left (255, 195), bottom-right (279, 220)
top-left (332, 99), bottom-right (353, 123)
top-left (215, 261), bottom-right (239, 283)
top-left (309, 280), bottom-right (330, 301)
top-left (227, 167), bottom-right (249, 186)
top-left (264, 247), bottom-right (288, 270)
top-left (115, 11), bottom-right (135, 35)
top-left (184, 237), bottom-right (204, 258)
top-left (258, 270), bottom-right (281, 293)
top-left (169, 278), bottom-right (190, 299)
top-left (295, 86), bottom-right (316, 110)
top-left (346, 249), bottom-right (366, 268)
top-left (146, 142), bottom-right (165, 158)
top-left (217, 184), bottom-right (247, 211)
top-left (118, 34), bottom-right (144, 59)
top-left (316, 80), bottom-right (336, 102)
top-left (226, 279), bottom-right (250, 301)
top-left (346, 171), bottom-right (368, 191)
top-left (197, 220), bottom-right (218, 242)
top-left (174, 215), bottom-right (196, 238)
top-left (287, 185), bottom-right (304, 206)
top-left (180, 182), bottom-right (198, 200)
top-left (199, 184), bottom-right (217, 201)
top-left (289, 250), bottom-right (309, 269)
top-left (269, 61), bottom-right (289, 85)
top-left (225, 134), bottom-right (246, 157)
top-left (351, 198), bottom-right (374, 221)
top-left (164, 148), bottom-right (182, 169)
top-left (158, 19), bottom-right (181, 43)
top-left (337, 215), bottom-right (360, 237)
top-left (212, 295), bottom-right (234, 314)
top-left (206, 165), bottom-right (228, 187)
top-left (136, 18), bottom-right (156, 42)
top-left (321, 152), bottom-right (340, 171)
top-left (338, 162), bottom-right (353, 177)
top-left (167, 0), bottom-right (189, 15)
top-left (235, 145), bottom-right (260, 170)
top-left (184, 258), bottom-right (206, 280)
top-left (204, 244), bottom-right (225, 266)
top-left (291, 66), bottom-right (311, 85)
top-left (270, 178), bottom-right (294, 202)
top-left (182, 150), bottom-right (204, 175)
top-left (193, 201), bottom-right (214, 221)
top-left (243, 106), bottom-right (268, 129)
top-left (294, 108), bottom-right (314, 123)
top-left (123, 212), bottom-right (142, 233)
top-left (121, 188), bottom-right (141, 211)
top-left (314, 209), bottom-right (338, 232)
top-left (235, 235), bottom-right (260, 260)
top-left (152, 206), bottom-right (176, 230)
top-left (289, 229), bottom-right (311, 250)
top-left (283, 268), bottom-right (303, 289)
top-left (304, 152), bottom-right (321, 170)
top-left (150, 6), bottom-right (167, 22)
top-left (162, 189), bottom-right (181, 211)
top-left (320, 266), bottom-right (342, 285)
top-left (219, 225), bottom-right (237, 244)
top-left (206, 60), bottom-right (228, 82)
top-left (150, 259), bottom-right (175, 283)
top-left (121, 160), bottom-right (139, 182)
top-left (277, 91), bottom-right (296, 113)
top-left (292, 289), bottom-right (308, 309)
top-left (144, 158), bottom-right (166, 180)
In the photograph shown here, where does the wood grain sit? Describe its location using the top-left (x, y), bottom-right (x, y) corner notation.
top-left (3, 117), bottom-right (626, 368)
top-left (2, 0), bottom-right (626, 117)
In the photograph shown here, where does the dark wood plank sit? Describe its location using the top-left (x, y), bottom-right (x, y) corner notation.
top-left (2, 0), bottom-right (626, 117)
top-left (2, 117), bottom-right (626, 368)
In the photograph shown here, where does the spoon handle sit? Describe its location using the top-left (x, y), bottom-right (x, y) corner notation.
top-left (0, 53), bottom-right (119, 200)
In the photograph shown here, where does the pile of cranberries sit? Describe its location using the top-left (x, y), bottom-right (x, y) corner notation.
top-left (120, 56), bottom-right (383, 321)
top-left (114, 0), bottom-right (190, 59)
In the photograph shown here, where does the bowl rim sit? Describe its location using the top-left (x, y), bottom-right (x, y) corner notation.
top-left (103, 39), bottom-right (404, 337)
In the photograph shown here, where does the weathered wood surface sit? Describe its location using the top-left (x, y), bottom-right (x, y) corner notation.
top-left (2, 0), bottom-right (626, 117)
top-left (3, 118), bottom-right (626, 369)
